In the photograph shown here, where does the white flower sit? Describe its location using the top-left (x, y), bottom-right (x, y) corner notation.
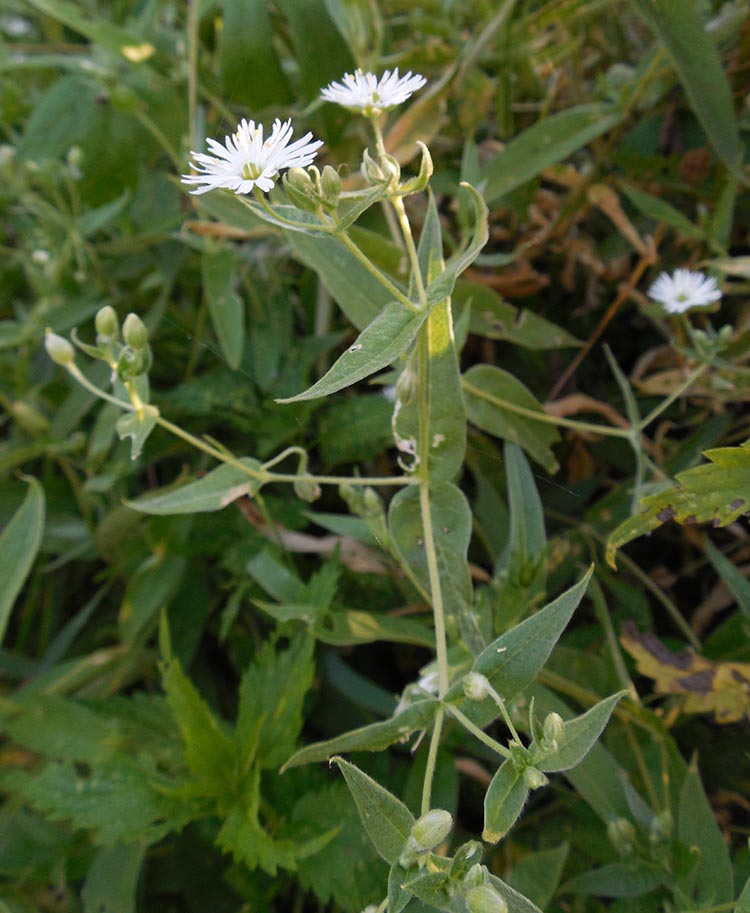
top-left (182, 118), bottom-right (323, 196)
top-left (321, 68), bottom-right (427, 114)
top-left (648, 269), bottom-right (722, 314)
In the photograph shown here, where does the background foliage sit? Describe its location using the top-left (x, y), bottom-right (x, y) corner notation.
top-left (1, 0), bottom-right (749, 911)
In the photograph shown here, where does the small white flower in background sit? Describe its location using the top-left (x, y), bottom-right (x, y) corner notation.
top-left (321, 68), bottom-right (427, 114)
top-left (648, 269), bottom-right (722, 314)
top-left (182, 118), bottom-right (323, 196)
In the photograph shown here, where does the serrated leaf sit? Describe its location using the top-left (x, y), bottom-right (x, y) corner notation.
top-left (0, 477), bottom-right (45, 647)
top-left (481, 105), bottom-right (623, 205)
top-left (606, 444), bottom-right (750, 567)
top-left (161, 657), bottom-right (237, 787)
top-left (463, 365), bottom-right (560, 473)
top-left (538, 692), bottom-right (625, 772)
top-left (282, 700), bottom-right (439, 770)
top-left (278, 302), bottom-right (426, 403)
top-left (627, 0), bottom-right (741, 168)
top-left (389, 482), bottom-right (483, 655)
top-left (127, 459), bottom-right (262, 515)
top-left (236, 635), bottom-right (314, 769)
top-left (483, 759), bottom-right (529, 842)
top-left (333, 757), bottom-right (414, 865)
top-left (116, 406), bottom-right (159, 460)
top-left (425, 183), bottom-right (488, 305)
top-left (447, 568), bottom-right (593, 728)
top-left (202, 248), bottom-right (245, 370)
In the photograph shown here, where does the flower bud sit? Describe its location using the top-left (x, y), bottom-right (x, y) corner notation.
top-left (463, 672), bottom-right (492, 702)
top-left (465, 884), bottom-right (508, 913)
top-left (44, 330), bottom-right (75, 367)
top-left (116, 345), bottom-right (151, 380)
top-left (607, 817), bottom-right (636, 856)
top-left (542, 712), bottom-right (565, 752)
top-left (284, 167), bottom-right (319, 212)
top-left (459, 860), bottom-right (488, 889)
top-left (122, 313), bottom-right (148, 349)
top-left (95, 305), bottom-right (120, 344)
top-left (450, 841), bottom-right (483, 881)
top-left (362, 486), bottom-right (382, 516)
top-left (293, 476), bottom-right (322, 503)
top-left (321, 165), bottom-right (341, 206)
top-left (395, 364), bottom-right (418, 405)
top-left (361, 149), bottom-right (385, 184)
top-left (379, 153), bottom-right (400, 184)
top-left (523, 767), bottom-right (548, 790)
top-left (410, 809), bottom-right (453, 852)
top-left (649, 810), bottom-right (672, 845)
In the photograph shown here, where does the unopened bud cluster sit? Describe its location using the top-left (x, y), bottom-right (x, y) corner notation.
top-left (284, 165), bottom-right (341, 212)
top-left (462, 865), bottom-right (508, 913)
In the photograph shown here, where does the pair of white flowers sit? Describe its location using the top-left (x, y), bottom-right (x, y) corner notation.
top-left (181, 68), bottom-right (425, 197)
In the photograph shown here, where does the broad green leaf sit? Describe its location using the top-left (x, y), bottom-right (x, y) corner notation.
top-left (562, 862), bottom-right (666, 898)
top-left (425, 184), bottom-right (488, 305)
top-left (119, 553), bottom-right (186, 645)
top-left (0, 477), bottom-right (45, 646)
top-left (82, 842), bottom-right (147, 913)
top-left (202, 248), bottom-right (245, 370)
top-left (448, 568), bottom-right (593, 728)
top-left (676, 763), bottom-right (734, 905)
top-left (507, 843), bottom-right (569, 911)
top-left (458, 280), bottom-right (581, 350)
top-left (481, 105), bottom-right (623, 205)
top-left (77, 191), bottom-right (131, 237)
top-left (389, 482), bottom-right (483, 655)
top-left (333, 757), bottom-right (414, 865)
top-left (620, 183), bottom-right (704, 240)
top-left (538, 692), bottom-right (626, 773)
top-left (116, 406), bottom-right (159, 461)
top-left (463, 365), bottom-right (560, 472)
top-left (127, 459), bottom-right (263, 515)
top-left (278, 302), bottom-right (426, 403)
top-left (494, 442), bottom-right (547, 617)
top-left (218, 0), bottom-right (290, 108)
top-left (161, 657), bottom-right (237, 787)
top-left (236, 636), bottom-right (315, 769)
top-left (606, 444), bottom-right (750, 567)
top-left (285, 230), bottom-right (394, 329)
top-left (388, 862), bottom-right (413, 913)
top-left (483, 759), bottom-right (529, 842)
top-left (628, 0), bottom-right (741, 168)
top-left (282, 700), bottom-right (439, 769)
top-left (394, 194), bottom-right (466, 479)
top-left (24, 0), bottom-right (155, 62)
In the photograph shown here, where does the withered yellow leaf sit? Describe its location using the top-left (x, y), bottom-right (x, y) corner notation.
top-left (621, 621), bottom-right (750, 723)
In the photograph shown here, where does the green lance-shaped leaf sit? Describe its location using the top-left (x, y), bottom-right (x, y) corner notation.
top-left (606, 443), bottom-right (750, 567)
top-left (0, 477), bottom-right (45, 646)
top-left (202, 248), bottom-right (245, 371)
top-left (82, 841), bottom-right (147, 913)
top-left (676, 762), bottom-right (734, 906)
top-left (627, 0), bottom-right (741, 169)
top-left (282, 699), bottom-right (439, 770)
top-left (404, 869), bottom-right (544, 913)
top-left (619, 183), bottom-right (705, 241)
top-left (483, 758), bottom-right (530, 843)
top-left (537, 692), bottom-right (626, 773)
top-left (481, 104), bottom-right (624, 205)
top-left (737, 871), bottom-right (750, 913)
top-left (561, 862), bottom-right (667, 899)
top-left (127, 459), bottom-right (263, 515)
top-left (116, 405), bottom-right (159, 460)
top-left (333, 757), bottom-right (414, 866)
top-left (278, 302), bottom-right (427, 403)
top-left (389, 482), bottom-right (483, 656)
top-left (446, 567), bottom-right (593, 727)
top-left (394, 195), bottom-right (466, 481)
top-left (425, 183), bottom-right (488, 305)
top-left (463, 365), bottom-right (560, 473)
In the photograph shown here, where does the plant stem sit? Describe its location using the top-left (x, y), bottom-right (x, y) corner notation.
top-left (447, 705), bottom-right (511, 759)
top-left (337, 231), bottom-right (418, 312)
top-left (421, 707), bottom-right (445, 815)
top-left (638, 363), bottom-right (708, 430)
